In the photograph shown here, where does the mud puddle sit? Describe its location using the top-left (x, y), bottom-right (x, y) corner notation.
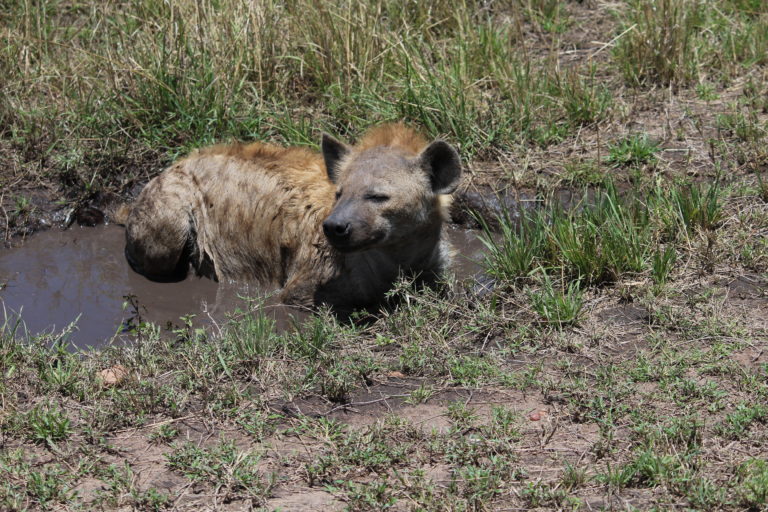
top-left (0, 224), bottom-right (488, 348)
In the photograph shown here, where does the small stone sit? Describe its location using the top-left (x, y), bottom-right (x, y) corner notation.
top-left (529, 412), bottom-right (541, 421)
top-left (99, 365), bottom-right (128, 386)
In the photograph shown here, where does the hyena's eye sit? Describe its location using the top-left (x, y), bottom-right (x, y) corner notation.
top-left (365, 193), bottom-right (390, 203)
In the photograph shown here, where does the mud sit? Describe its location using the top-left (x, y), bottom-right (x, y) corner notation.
top-left (0, 224), bottom-right (488, 348)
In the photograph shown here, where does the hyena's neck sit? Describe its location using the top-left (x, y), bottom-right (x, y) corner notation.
top-left (331, 223), bottom-right (447, 306)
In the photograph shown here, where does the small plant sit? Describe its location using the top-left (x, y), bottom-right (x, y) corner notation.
top-left (449, 355), bottom-right (498, 387)
top-left (236, 407), bottom-right (282, 440)
top-left (735, 459), bottom-right (768, 508)
top-left (520, 0), bottom-right (570, 33)
top-left (289, 312), bottom-right (338, 360)
top-left (149, 424), bottom-right (180, 444)
top-left (27, 466), bottom-right (73, 508)
top-left (26, 403), bottom-right (72, 447)
top-left (559, 69), bottom-right (613, 126)
top-left (527, 273), bottom-right (584, 327)
top-left (695, 82), bottom-right (719, 101)
top-left (662, 181), bottom-right (723, 234)
top-left (344, 480), bottom-right (397, 510)
top-left (606, 134), bottom-right (660, 168)
top-left (225, 303), bottom-right (278, 361)
top-left (562, 159), bottom-right (605, 185)
top-left (757, 171), bottom-right (768, 202)
top-left (405, 384), bottom-right (436, 405)
top-left (714, 402), bottom-right (768, 439)
top-left (480, 184), bottom-right (655, 287)
top-left (476, 206), bottom-right (547, 284)
top-left (485, 406), bottom-right (522, 440)
top-left (447, 401), bottom-right (477, 429)
top-left (717, 111), bottom-right (766, 142)
top-left (315, 356), bottom-right (359, 403)
top-left (561, 461), bottom-right (588, 490)
top-left (521, 480), bottom-right (571, 507)
top-left (651, 246), bottom-right (677, 285)
top-left (132, 488), bottom-right (170, 511)
top-left (166, 439), bottom-right (273, 497)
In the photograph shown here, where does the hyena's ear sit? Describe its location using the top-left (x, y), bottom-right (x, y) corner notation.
top-left (419, 140), bottom-right (462, 195)
top-left (321, 133), bottom-right (351, 183)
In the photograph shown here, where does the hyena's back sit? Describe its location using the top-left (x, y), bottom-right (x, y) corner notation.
top-left (123, 142), bottom-right (336, 286)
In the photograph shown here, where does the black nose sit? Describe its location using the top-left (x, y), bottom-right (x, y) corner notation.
top-left (322, 219), bottom-right (351, 240)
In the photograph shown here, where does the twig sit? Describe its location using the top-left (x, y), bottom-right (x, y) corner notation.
top-left (113, 414), bottom-right (196, 434)
top-left (324, 394), bottom-right (409, 415)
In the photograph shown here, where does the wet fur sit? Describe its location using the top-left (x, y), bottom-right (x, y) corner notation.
top-left (121, 124), bottom-right (460, 311)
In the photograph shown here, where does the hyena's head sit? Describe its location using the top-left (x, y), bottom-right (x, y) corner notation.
top-left (321, 125), bottom-right (461, 253)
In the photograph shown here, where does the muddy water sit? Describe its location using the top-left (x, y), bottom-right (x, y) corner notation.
top-left (0, 224), bottom-right (487, 348)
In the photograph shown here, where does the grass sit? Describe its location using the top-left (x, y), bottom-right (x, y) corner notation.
top-left (1, 0), bottom-right (768, 509)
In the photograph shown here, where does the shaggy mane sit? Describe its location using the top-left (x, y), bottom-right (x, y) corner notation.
top-left (355, 123), bottom-right (428, 155)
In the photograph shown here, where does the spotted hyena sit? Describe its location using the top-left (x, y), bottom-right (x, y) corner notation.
top-left (120, 123), bottom-right (462, 311)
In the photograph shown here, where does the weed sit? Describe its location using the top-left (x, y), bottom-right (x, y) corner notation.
top-left (735, 459), bottom-right (768, 508)
top-left (344, 480), bottom-right (397, 510)
top-left (405, 384), bottom-right (436, 405)
top-left (289, 312), bottom-right (338, 360)
top-left (606, 134), bottom-right (660, 168)
top-left (132, 488), bottom-right (170, 511)
top-left (26, 403), bottom-right (72, 448)
top-left (149, 424), bottom-right (180, 445)
top-left (27, 466), bottom-right (73, 509)
top-left (715, 402), bottom-right (768, 439)
top-left (166, 439), bottom-right (273, 499)
top-left (527, 273), bottom-right (584, 327)
top-left (224, 303), bottom-right (279, 362)
top-left (695, 82), bottom-right (719, 101)
top-left (660, 181), bottom-right (723, 235)
top-left (559, 68), bottom-right (613, 126)
top-left (520, 0), bottom-right (570, 33)
top-left (476, 205), bottom-right (547, 284)
top-left (562, 159), bottom-right (605, 186)
top-left (717, 111), bottom-right (766, 143)
top-left (561, 461), bottom-right (588, 490)
top-left (521, 480), bottom-right (571, 508)
top-left (449, 355), bottom-right (498, 386)
top-left (447, 401), bottom-right (477, 430)
top-left (614, 0), bottom-right (704, 85)
top-left (651, 246), bottom-right (677, 285)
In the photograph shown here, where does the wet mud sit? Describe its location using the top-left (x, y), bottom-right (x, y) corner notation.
top-left (0, 224), bottom-right (488, 348)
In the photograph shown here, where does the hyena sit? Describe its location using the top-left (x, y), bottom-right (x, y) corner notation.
top-left (120, 124), bottom-right (462, 311)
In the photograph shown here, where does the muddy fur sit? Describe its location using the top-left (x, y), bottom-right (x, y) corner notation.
top-left (121, 123), bottom-right (461, 311)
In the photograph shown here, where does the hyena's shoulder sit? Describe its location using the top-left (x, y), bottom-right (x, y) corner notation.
top-left (194, 141), bottom-right (325, 175)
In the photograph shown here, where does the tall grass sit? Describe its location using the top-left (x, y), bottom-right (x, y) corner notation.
top-left (0, 0), bottom-right (615, 173)
top-left (479, 181), bottom-right (724, 287)
top-left (614, 0), bottom-right (768, 86)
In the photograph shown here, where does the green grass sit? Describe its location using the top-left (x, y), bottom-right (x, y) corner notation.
top-left (478, 180), bottom-right (727, 290)
top-left (166, 439), bottom-right (274, 499)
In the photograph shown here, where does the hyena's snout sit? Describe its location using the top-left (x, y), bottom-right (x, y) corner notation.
top-left (322, 216), bottom-right (351, 244)
top-left (322, 203), bottom-right (379, 252)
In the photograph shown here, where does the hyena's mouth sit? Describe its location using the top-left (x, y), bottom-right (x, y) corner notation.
top-left (327, 231), bottom-right (386, 253)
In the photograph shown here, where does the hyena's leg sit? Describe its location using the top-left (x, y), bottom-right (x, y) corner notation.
top-left (124, 177), bottom-right (194, 282)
